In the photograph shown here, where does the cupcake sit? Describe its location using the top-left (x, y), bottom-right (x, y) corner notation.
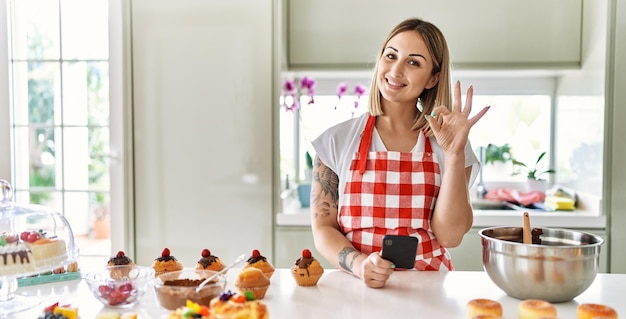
top-left (107, 250), bottom-right (135, 279)
top-left (107, 250), bottom-right (135, 267)
top-left (243, 249), bottom-right (275, 279)
top-left (235, 267), bottom-right (270, 300)
top-left (195, 248), bottom-right (226, 272)
top-left (153, 247), bottom-right (184, 276)
top-left (291, 248), bottom-right (324, 286)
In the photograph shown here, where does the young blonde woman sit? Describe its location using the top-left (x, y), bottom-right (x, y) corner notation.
top-left (310, 17), bottom-right (490, 288)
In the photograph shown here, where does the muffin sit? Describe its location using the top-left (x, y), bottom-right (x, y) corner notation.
top-left (291, 248), bottom-right (324, 286)
top-left (235, 267), bottom-right (270, 300)
top-left (107, 250), bottom-right (135, 279)
top-left (108, 250), bottom-right (135, 266)
top-left (153, 247), bottom-right (184, 276)
top-left (243, 249), bottom-right (275, 279)
top-left (195, 248), bottom-right (226, 272)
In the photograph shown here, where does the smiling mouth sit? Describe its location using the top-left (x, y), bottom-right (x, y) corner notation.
top-left (386, 78), bottom-right (406, 88)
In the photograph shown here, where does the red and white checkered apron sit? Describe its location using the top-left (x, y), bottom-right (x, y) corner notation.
top-left (338, 115), bottom-right (453, 271)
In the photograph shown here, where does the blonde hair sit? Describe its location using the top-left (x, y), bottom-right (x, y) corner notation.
top-left (368, 18), bottom-right (452, 135)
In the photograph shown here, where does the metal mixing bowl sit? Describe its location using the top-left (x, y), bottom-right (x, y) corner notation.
top-left (479, 226), bottom-right (603, 303)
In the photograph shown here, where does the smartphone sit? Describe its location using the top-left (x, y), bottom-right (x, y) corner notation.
top-left (380, 235), bottom-right (418, 269)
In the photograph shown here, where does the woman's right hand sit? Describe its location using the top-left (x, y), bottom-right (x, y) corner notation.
top-left (356, 252), bottom-right (395, 288)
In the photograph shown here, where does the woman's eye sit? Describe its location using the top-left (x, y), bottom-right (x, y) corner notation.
top-left (409, 60), bottom-right (420, 66)
top-left (385, 53), bottom-right (396, 60)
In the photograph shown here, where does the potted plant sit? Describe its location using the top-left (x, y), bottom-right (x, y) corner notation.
top-left (512, 151), bottom-right (555, 192)
top-left (484, 143), bottom-right (513, 165)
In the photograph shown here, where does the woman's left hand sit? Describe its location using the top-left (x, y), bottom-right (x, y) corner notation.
top-left (426, 81), bottom-right (489, 154)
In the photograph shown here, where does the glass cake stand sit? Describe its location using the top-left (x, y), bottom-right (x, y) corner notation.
top-left (0, 179), bottom-right (79, 314)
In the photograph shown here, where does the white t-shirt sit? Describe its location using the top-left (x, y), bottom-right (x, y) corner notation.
top-left (312, 113), bottom-right (480, 201)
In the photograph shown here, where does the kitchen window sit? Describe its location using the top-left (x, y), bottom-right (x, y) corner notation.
top-left (0, 0), bottom-right (115, 259)
top-left (279, 74), bottom-right (604, 199)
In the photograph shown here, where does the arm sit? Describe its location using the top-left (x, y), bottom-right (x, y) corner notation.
top-left (430, 161), bottom-right (474, 247)
top-left (310, 155), bottom-right (393, 287)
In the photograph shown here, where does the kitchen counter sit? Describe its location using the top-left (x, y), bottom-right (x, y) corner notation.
top-left (12, 268), bottom-right (626, 318)
top-left (277, 193), bottom-right (606, 229)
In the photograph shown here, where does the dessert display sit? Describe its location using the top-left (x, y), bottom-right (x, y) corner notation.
top-left (291, 248), bottom-right (324, 286)
top-left (196, 248), bottom-right (226, 272)
top-left (243, 249), bottom-right (275, 279)
top-left (518, 299), bottom-right (557, 319)
top-left (209, 290), bottom-right (269, 319)
top-left (235, 267), bottom-right (270, 300)
top-left (466, 298), bottom-right (503, 318)
top-left (155, 269), bottom-right (227, 310)
top-left (0, 179), bottom-right (79, 315)
top-left (577, 303), bottom-right (618, 319)
top-left (153, 247), bottom-right (184, 276)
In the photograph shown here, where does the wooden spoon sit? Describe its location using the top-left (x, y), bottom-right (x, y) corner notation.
top-left (522, 212), bottom-right (532, 244)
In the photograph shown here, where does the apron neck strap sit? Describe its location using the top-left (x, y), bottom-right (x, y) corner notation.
top-left (357, 115), bottom-right (376, 174)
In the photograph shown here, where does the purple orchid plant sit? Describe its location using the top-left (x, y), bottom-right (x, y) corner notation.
top-left (281, 76), bottom-right (316, 112)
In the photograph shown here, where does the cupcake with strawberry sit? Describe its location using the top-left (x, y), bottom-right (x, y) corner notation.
top-left (152, 247), bottom-right (183, 276)
top-left (243, 249), bottom-right (275, 279)
top-left (195, 248), bottom-right (226, 272)
top-left (291, 248), bottom-right (324, 286)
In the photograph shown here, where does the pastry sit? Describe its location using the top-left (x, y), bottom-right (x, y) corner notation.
top-left (243, 249), bottom-right (275, 279)
top-left (166, 300), bottom-right (212, 319)
top-left (469, 315), bottom-right (502, 319)
top-left (107, 250), bottom-right (135, 266)
top-left (518, 299), bottom-right (557, 319)
top-left (235, 267), bottom-right (270, 300)
top-left (67, 261), bottom-right (79, 272)
top-left (0, 241), bottom-right (36, 276)
top-left (577, 303), bottom-right (618, 319)
top-left (209, 290), bottom-right (269, 319)
top-left (107, 250), bottom-right (135, 279)
top-left (196, 248), bottom-right (226, 272)
top-left (153, 247), bottom-right (184, 276)
top-left (466, 299), bottom-right (503, 318)
top-left (291, 248), bottom-right (324, 286)
top-left (20, 230), bottom-right (68, 268)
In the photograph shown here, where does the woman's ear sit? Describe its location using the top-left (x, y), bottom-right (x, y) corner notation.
top-left (425, 72), bottom-right (440, 89)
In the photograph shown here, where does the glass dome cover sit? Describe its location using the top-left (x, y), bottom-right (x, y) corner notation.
top-left (0, 179), bottom-right (79, 278)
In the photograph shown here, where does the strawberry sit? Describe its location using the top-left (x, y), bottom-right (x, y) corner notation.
top-left (116, 251), bottom-right (125, 258)
top-left (252, 249), bottom-right (261, 258)
top-left (161, 247), bottom-right (170, 257)
top-left (201, 249), bottom-right (211, 257)
top-left (302, 249), bottom-right (312, 258)
top-left (20, 231), bottom-right (30, 242)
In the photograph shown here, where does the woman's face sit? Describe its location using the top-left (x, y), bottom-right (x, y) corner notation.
top-left (376, 31), bottom-right (439, 105)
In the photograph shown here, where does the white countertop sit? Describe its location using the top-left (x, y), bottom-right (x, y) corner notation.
top-left (11, 268), bottom-right (626, 318)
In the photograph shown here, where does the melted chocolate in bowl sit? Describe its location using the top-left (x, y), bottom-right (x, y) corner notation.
top-left (479, 226), bottom-right (603, 303)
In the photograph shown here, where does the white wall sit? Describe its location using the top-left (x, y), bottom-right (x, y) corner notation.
top-left (129, 0), bottom-right (274, 266)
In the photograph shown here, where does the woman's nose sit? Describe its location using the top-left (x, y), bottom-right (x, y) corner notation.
top-left (389, 61), bottom-right (404, 78)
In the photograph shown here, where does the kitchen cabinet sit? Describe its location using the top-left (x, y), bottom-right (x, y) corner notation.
top-left (448, 228), bottom-right (609, 272)
top-left (275, 226), bottom-right (333, 269)
top-left (130, 0), bottom-right (274, 265)
top-left (288, 0), bottom-right (582, 70)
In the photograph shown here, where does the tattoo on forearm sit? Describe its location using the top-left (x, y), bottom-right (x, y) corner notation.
top-left (312, 156), bottom-right (339, 218)
top-left (338, 247), bottom-right (361, 273)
